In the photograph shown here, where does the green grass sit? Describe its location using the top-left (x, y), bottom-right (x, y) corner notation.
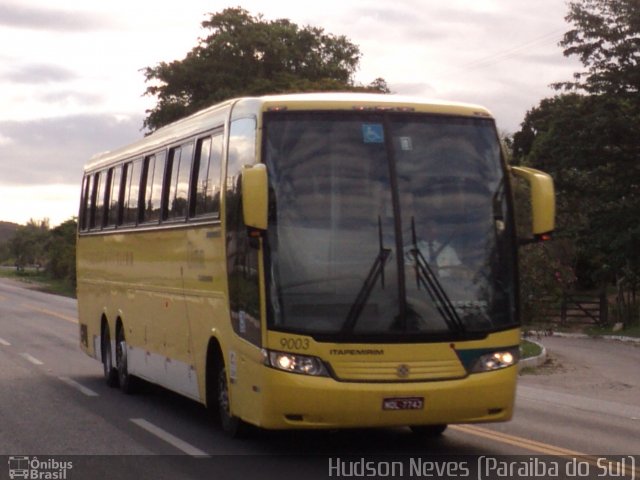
top-left (585, 323), bottom-right (640, 338)
top-left (0, 268), bottom-right (76, 298)
top-left (520, 339), bottom-right (543, 359)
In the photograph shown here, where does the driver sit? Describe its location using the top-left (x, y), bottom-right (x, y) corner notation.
top-left (405, 220), bottom-right (461, 278)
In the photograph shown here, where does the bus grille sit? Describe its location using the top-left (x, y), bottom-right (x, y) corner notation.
top-left (329, 359), bottom-right (466, 382)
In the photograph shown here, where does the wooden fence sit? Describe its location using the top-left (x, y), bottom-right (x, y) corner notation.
top-left (537, 292), bottom-right (608, 326)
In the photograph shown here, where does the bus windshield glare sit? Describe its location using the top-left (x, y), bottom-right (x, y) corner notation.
top-left (264, 111), bottom-right (515, 341)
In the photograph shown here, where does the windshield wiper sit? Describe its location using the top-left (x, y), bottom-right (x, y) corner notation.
top-left (410, 217), bottom-right (465, 333)
top-left (342, 217), bottom-right (391, 334)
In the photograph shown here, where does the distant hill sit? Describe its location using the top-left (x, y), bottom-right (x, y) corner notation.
top-left (0, 221), bottom-right (19, 243)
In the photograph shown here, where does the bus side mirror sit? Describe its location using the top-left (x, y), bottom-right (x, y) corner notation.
top-left (510, 166), bottom-right (555, 243)
top-left (242, 163), bottom-right (268, 231)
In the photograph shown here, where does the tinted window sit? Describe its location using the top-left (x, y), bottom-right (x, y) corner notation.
top-left (123, 159), bottom-right (143, 225)
top-left (106, 166), bottom-right (123, 227)
top-left (79, 175), bottom-right (93, 231)
top-left (141, 153), bottom-right (167, 223)
top-left (193, 134), bottom-right (222, 217)
top-left (91, 171), bottom-right (108, 230)
top-left (264, 112), bottom-right (514, 338)
top-left (226, 117), bottom-right (260, 344)
top-left (227, 118), bottom-right (256, 186)
top-left (166, 143), bottom-right (193, 220)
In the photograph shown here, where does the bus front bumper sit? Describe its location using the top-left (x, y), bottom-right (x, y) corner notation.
top-left (252, 366), bottom-right (517, 430)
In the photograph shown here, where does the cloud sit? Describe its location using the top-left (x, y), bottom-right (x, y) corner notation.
top-left (0, 133), bottom-right (13, 146)
top-left (0, 184), bottom-right (79, 226)
top-left (391, 82), bottom-right (437, 96)
top-left (1, 63), bottom-right (77, 84)
top-left (36, 90), bottom-right (103, 106)
top-left (0, 3), bottom-right (113, 31)
top-left (344, 4), bottom-right (453, 43)
top-left (0, 113), bottom-right (144, 186)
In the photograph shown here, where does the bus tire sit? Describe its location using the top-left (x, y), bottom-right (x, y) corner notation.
top-left (216, 362), bottom-right (249, 438)
top-left (101, 322), bottom-right (118, 388)
top-left (115, 324), bottom-right (137, 394)
top-left (410, 424), bottom-right (447, 438)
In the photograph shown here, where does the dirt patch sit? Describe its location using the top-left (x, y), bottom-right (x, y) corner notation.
top-left (519, 336), bottom-right (640, 406)
top-left (520, 353), bottom-right (564, 376)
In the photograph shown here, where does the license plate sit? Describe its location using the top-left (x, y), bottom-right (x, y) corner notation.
top-left (382, 397), bottom-right (424, 410)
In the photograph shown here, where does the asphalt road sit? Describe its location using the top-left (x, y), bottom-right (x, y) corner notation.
top-left (0, 278), bottom-right (638, 479)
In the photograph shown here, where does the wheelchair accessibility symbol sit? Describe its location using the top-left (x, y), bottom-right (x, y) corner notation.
top-left (362, 123), bottom-right (384, 143)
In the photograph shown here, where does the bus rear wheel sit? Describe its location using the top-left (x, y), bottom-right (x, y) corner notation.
top-left (101, 324), bottom-right (118, 388)
top-left (116, 326), bottom-right (137, 394)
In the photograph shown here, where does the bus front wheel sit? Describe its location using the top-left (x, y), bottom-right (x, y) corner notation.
top-left (216, 363), bottom-right (249, 438)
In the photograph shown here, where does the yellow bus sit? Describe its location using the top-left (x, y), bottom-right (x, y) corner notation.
top-left (77, 93), bottom-right (554, 437)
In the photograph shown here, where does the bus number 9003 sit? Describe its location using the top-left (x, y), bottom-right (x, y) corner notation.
top-left (280, 337), bottom-right (310, 350)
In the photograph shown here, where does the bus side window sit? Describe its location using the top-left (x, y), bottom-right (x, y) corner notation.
top-left (90, 171), bottom-right (108, 230)
top-left (192, 133), bottom-right (222, 218)
top-left (166, 142), bottom-right (194, 221)
top-left (88, 172), bottom-right (99, 229)
top-left (79, 175), bottom-right (93, 231)
top-left (226, 116), bottom-right (261, 345)
top-left (106, 165), bottom-right (124, 227)
top-left (122, 159), bottom-right (143, 225)
top-left (141, 152), bottom-right (167, 224)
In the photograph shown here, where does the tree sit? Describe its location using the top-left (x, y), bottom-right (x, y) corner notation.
top-left (143, 8), bottom-right (389, 131)
top-left (5, 218), bottom-right (77, 291)
top-left (47, 218), bottom-right (77, 287)
top-left (513, 0), bottom-right (640, 325)
top-left (9, 219), bottom-right (50, 271)
top-left (555, 0), bottom-right (640, 96)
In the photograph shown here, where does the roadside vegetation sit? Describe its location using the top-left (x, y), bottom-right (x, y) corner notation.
top-left (584, 324), bottom-right (640, 339)
top-left (0, 218), bottom-right (76, 298)
top-left (513, 0), bottom-right (639, 334)
top-left (0, 268), bottom-right (76, 298)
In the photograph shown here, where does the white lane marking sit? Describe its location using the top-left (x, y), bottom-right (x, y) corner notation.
top-left (58, 376), bottom-right (99, 397)
top-left (0, 338), bottom-right (11, 346)
top-left (130, 418), bottom-right (209, 457)
top-left (21, 353), bottom-right (44, 365)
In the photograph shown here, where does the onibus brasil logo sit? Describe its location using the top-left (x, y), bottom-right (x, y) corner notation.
top-left (8, 456), bottom-right (73, 479)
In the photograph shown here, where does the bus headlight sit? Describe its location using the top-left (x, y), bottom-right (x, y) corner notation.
top-left (469, 348), bottom-right (519, 373)
top-left (263, 350), bottom-right (329, 377)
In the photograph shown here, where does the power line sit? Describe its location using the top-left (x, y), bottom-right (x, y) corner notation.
top-left (442, 28), bottom-right (566, 76)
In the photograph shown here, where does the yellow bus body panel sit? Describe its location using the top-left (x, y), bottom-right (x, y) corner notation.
top-left (229, 329), bottom-right (520, 429)
top-left (256, 364), bottom-right (517, 429)
top-left (77, 223), bottom-right (229, 402)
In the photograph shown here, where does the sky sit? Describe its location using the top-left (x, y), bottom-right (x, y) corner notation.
top-left (0, 0), bottom-right (582, 227)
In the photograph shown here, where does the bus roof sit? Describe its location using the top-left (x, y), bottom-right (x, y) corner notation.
top-left (257, 92), bottom-right (492, 116)
top-left (85, 93), bottom-right (494, 172)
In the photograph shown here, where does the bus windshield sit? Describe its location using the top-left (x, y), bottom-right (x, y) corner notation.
top-left (264, 111), bottom-right (516, 341)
